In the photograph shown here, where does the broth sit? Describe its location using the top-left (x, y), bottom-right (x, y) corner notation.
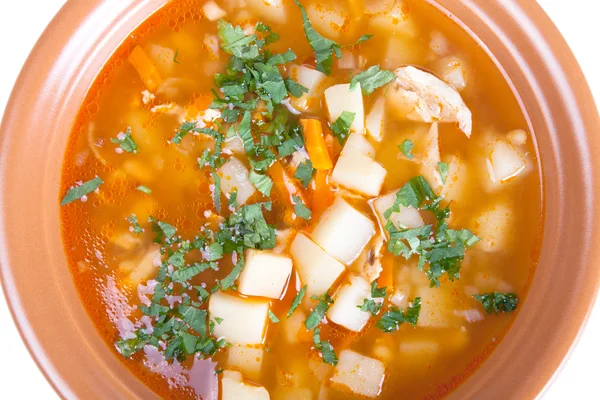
top-left (59, 0), bottom-right (543, 399)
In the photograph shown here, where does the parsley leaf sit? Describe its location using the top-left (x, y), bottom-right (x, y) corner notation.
top-left (211, 170), bottom-right (222, 213)
top-left (221, 256), bottom-right (245, 291)
top-left (61, 176), bottom-right (103, 206)
top-left (313, 327), bottom-right (338, 366)
top-left (438, 162), bottom-right (449, 184)
top-left (127, 214), bottom-right (144, 234)
top-left (358, 282), bottom-right (387, 316)
top-left (249, 171), bottom-right (273, 197)
top-left (293, 0), bottom-right (341, 75)
top-left (238, 111), bottom-right (254, 152)
top-left (136, 185), bottom-right (152, 194)
top-left (173, 49), bottom-right (180, 64)
top-left (171, 262), bottom-right (218, 283)
top-left (110, 127), bottom-right (138, 153)
top-left (268, 310), bottom-right (280, 323)
top-left (399, 139), bottom-right (414, 160)
top-left (285, 78), bottom-right (309, 98)
top-left (217, 20), bottom-right (259, 59)
top-left (331, 111), bottom-right (356, 145)
top-left (178, 306), bottom-right (207, 335)
top-left (305, 292), bottom-right (333, 330)
top-left (293, 196), bottom-right (311, 220)
top-left (288, 285), bottom-right (307, 317)
top-left (294, 160), bottom-right (314, 188)
top-left (350, 65), bottom-right (395, 95)
top-left (376, 297), bottom-right (421, 333)
top-left (473, 292), bottom-right (519, 314)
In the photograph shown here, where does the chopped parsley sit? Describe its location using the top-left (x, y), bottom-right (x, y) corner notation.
top-left (61, 176), bottom-right (103, 206)
top-left (110, 127), bottom-right (138, 153)
top-left (399, 139), bottom-right (414, 160)
top-left (211, 170), bottom-right (222, 213)
top-left (127, 214), bottom-right (144, 234)
top-left (293, 196), bottom-right (311, 220)
top-left (331, 111), bottom-right (356, 145)
top-left (376, 297), bottom-right (422, 333)
top-left (287, 285), bottom-right (307, 317)
top-left (313, 327), bottom-right (338, 366)
top-left (350, 65), bottom-right (395, 95)
top-left (294, 160), bottom-right (314, 188)
top-left (173, 49), bottom-right (180, 64)
top-left (136, 185), bottom-right (152, 194)
top-left (305, 292), bottom-right (333, 330)
top-left (268, 310), bottom-right (280, 323)
top-left (249, 171), bottom-right (273, 197)
top-left (473, 292), bottom-right (519, 314)
top-left (220, 256), bottom-right (245, 291)
top-left (358, 282), bottom-right (387, 316)
top-left (438, 162), bottom-right (449, 184)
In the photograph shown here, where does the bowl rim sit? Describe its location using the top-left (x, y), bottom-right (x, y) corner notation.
top-left (1, 0), bottom-right (599, 399)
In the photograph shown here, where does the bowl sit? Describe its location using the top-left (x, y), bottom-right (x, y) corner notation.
top-left (1, 0), bottom-right (599, 398)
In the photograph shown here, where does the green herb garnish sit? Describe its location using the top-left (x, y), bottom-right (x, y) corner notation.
top-left (249, 171), bottom-right (273, 197)
top-left (376, 297), bottom-right (421, 333)
top-left (294, 160), bottom-right (314, 188)
top-left (287, 285), bottom-right (307, 317)
top-left (399, 139), bottom-right (414, 160)
top-left (268, 310), bottom-right (280, 323)
top-left (127, 214), bottom-right (144, 234)
top-left (350, 65), bottom-right (395, 95)
top-left (305, 292), bottom-right (333, 330)
top-left (358, 282), bottom-right (387, 316)
top-left (473, 292), bottom-right (519, 314)
top-left (136, 185), bottom-right (152, 194)
top-left (293, 196), bottom-right (311, 220)
top-left (438, 162), bottom-right (449, 184)
top-left (110, 127), bottom-right (138, 153)
top-left (61, 176), bottom-right (103, 206)
top-left (313, 327), bottom-right (338, 366)
top-left (331, 111), bottom-right (356, 145)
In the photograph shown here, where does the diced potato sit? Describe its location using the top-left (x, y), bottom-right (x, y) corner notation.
top-left (430, 31), bottom-right (449, 56)
top-left (203, 34), bottom-right (220, 59)
top-left (274, 388), bottom-right (312, 400)
top-left (389, 283), bottom-right (411, 309)
top-left (121, 248), bottom-right (162, 286)
top-left (367, 0), bottom-right (418, 36)
top-left (202, 0), bottom-right (227, 21)
top-left (331, 350), bottom-right (385, 398)
top-left (383, 35), bottom-right (422, 70)
top-left (227, 345), bottom-right (264, 381)
top-left (327, 275), bottom-right (373, 332)
top-left (325, 83), bottom-right (365, 135)
top-left (399, 340), bottom-right (440, 361)
top-left (308, 354), bottom-right (334, 381)
top-left (276, 350), bottom-right (311, 388)
top-left (147, 45), bottom-right (176, 77)
top-left (437, 56), bottom-right (467, 91)
top-left (371, 336), bottom-right (394, 363)
top-left (283, 308), bottom-right (311, 344)
top-left (209, 292), bottom-right (269, 345)
top-left (290, 233), bottom-right (346, 298)
top-left (247, 0), bottom-right (287, 23)
top-left (223, 134), bottom-right (245, 155)
top-left (305, 2), bottom-right (350, 40)
top-left (415, 286), bottom-right (460, 328)
top-left (218, 157), bottom-right (256, 205)
top-left (238, 249), bottom-right (293, 299)
top-left (331, 154), bottom-right (387, 197)
top-left (507, 129), bottom-right (528, 146)
top-left (338, 50), bottom-right (356, 70)
top-left (128, 45), bottom-right (163, 91)
top-left (288, 65), bottom-right (328, 111)
top-left (486, 140), bottom-right (526, 183)
top-left (472, 201), bottom-right (513, 252)
top-left (311, 197), bottom-right (376, 265)
top-left (221, 370), bottom-right (269, 400)
top-left (439, 155), bottom-right (468, 203)
top-left (372, 190), bottom-right (424, 232)
top-left (341, 132), bottom-right (375, 158)
top-left (111, 232), bottom-right (142, 251)
top-left (365, 96), bottom-right (386, 142)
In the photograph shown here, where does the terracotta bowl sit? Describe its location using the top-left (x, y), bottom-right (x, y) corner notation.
top-left (1, 0), bottom-right (599, 398)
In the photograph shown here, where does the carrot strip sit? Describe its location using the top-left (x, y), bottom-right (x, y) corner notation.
top-left (301, 119), bottom-right (333, 170)
top-left (269, 161), bottom-right (310, 210)
top-left (128, 45), bottom-right (163, 92)
top-left (310, 170), bottom-right (334, 220)
top-left (377, 251), bottom-right (395, 292)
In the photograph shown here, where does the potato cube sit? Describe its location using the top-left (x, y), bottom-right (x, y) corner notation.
top-left (331, 154), bottom-right (387, 197)
top-left (202, 1), bottom-right (227, 21)
top-left (342, 132), bottom-right (375, 158)
top-left (283, 309), bottom-right (311, 344)
top-left (221, 370), bottom-right (269, 400)
top-left (238, 250), bottom-right (293, 299)
top-left (218, 157), bottom-right (256, 205)
top-left (415, 286), bottom-right (460, 328)
top-left (209, 292), bottom-right (269, 345)
top-left (312, 197), bottom-right (376, 265)
top-left (473, 201), bottom-right (513, 252)
top-left (305, 3), bottom-right (350, 40)
top-left (247, 0), bottom-right (287, 23)
top-left (227, 345), bottom-right (264, 381)
top-left (487, 140), bottom-right (527, 183)
top-left (331, 350), bottom-right (385, 398)
top-left (365, 96), bottom-right (386, 142)
top-left (325, 83), bottom-right (365, 134)
top-left (372, 190), bottom-right (424, 233)
top-left (290, 233), bottom-right (346, 298)
top-left (327, 275), bottom-right (373, 332)
top-left (290, 65), bottom-right (327, 95)
top-left (120, 247), bottom-right (162, 286)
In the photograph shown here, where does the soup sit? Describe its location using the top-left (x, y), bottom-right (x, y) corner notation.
top-left (59, 0), bottom-right (543, 398)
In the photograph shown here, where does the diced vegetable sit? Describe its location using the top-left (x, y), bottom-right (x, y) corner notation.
top-left (127, 45), bottom-right (163, 92)
top-left (437, 56), bottom-right (467, 91)
top-left (472, 201), bottom-right (514, 252)
top-left (301, 119), bottom-right (333, 170)
top-left (209, 292), bottom-right (269, 345)
top-left (227, 345), bottom-right (264, 381)
top-left (288, 65), bottom-right (327, 111)
top-left (310, 170), bottom-right (335, 220)
top-left (247, 0), bottom-right (287, 23)
top-left (398, 340), bottom-right (440, 361)
top-left (429, 31), bottom-right (449, 56)
top-left (311, 197), bottom-right (376, 265)
top-left (218, 157), bottom-right (256, 206)
top-left (331, 350), bottom-right (385, 398)
top-left (365, 96), bottom-right (386, 142)
top-left (305, 2), bottom-right (350, 40)
top-left (331, 153), bottom-right (387, 196)
top-left (341, 132), bottom-right (375, 158)
top-left (221, 370), bottom-right (270, 400)
top-left (327, 275), bottom-right (373, 332)
top-left (224, 135), bottom-right (245, 154)
top-left (367, 0), bottom-right (417, 36)
top-left (486, 140), bottom-right (527, 183)
top-left (238, 249), bottom-right (293, 299)
top-left (269, 161), bottom-right (309, 214)
top-left (289, 233), bottom-right (346, 298)
top-left (438, 155), bottom-right (467, 203)
top-left (338, 50), bottom-right (356, 70)
top-left (507, 129), bottom-right (528, 146)
top-left (202, 0), bottom-right (227, 21)
top-left (390, 66), bottom-right (472, 137)
top-left (324, 83), bottom-right (365, 135)
top-left (147, 45), bottom-right (176, 76)
top-left (120, 247), bottom-right (161, 285)
top-left (415, 286), bottom-right (460, 328)
top-left (383, 36), bottom-right (422, 70)
top-left (372, 189), bottom-right (425, 232)
top-left (283, 309), bottom-right (312, 344)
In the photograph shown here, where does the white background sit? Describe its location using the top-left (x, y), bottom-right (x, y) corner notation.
top-left (0, 0), bottom-right (598, 397)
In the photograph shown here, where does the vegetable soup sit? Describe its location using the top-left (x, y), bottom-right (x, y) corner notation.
top-left (59, 0), bottom-right (543, 398)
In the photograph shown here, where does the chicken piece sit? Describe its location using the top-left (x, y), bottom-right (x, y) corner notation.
top-left (390, 66), bottom-right (472, 137)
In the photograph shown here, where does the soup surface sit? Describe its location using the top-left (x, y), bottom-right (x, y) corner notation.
top-left (59, 0), bottom-right (543, 399)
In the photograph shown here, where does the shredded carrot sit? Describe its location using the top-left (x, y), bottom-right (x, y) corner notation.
top-left (269, 161), bottom-right (310, 213)
top-left (128, 45), bottom-right (163, 92)
top-left (301, 119), bottom-right (333, 170)
top-left (310, 170), bottom-right (334, 220)
top-left (377, 251), bottom-right (395, 292)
